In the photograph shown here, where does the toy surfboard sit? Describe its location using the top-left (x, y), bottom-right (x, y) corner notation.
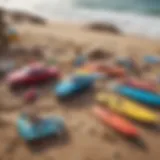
top-left (93, 106), bottom-right (138, 137)
top-left (114, 85), bottom-right (160, 107)
top-left (96, 93), bottom-right (158, 124)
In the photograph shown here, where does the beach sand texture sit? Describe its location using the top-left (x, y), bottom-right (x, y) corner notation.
top-left (0, 21), bottom-right (160, 160)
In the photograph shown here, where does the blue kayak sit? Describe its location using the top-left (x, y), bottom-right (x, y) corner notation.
top-left (17, 115), bottom-right (65, 141)
top-left (55, 74), bottom-right (102, 97)
top-left (114, 85), bottom-right (160, 107)
top-left (144, 56), bottom-right (160, 64)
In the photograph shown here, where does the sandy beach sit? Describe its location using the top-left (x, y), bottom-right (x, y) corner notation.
top-left (0, 17), bottom-right (160, 160)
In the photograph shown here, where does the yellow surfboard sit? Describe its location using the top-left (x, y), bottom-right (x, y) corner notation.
top-left (96, 93), bottom-right (159, 124)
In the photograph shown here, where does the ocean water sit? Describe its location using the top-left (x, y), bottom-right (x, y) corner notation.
top-left (0, 0), bottom-right (160, 39)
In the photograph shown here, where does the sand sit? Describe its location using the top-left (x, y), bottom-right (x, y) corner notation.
top-left (0, 20), bottom-right (160, 160)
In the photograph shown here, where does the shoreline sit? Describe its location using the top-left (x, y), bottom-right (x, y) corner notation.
top-left (1, 6), bottom-right (160, 40)
top-left (15, 21), bottom-right (160, 52)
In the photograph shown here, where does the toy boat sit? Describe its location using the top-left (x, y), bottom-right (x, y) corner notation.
top-left (55, 74), bottom-right (101, 97)
top-left (17, 114), bottom-right (65, 141)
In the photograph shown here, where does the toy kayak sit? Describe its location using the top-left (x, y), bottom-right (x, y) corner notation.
top-left (55, 74), bottom-right (102, 97)
top-left (123, 78), bottom-right (156, 92)
top-left (6, 64), bottom-right (60, 88)
top-left (96, 93), bottom-right (158, 124)
top-left (144, 56), bottom-right (160, 64)
top-left (98, 65), bottom-right (125, 77)
top-left (114, 85), bottom-right (160, 107)
top-left (82, 63), bottom-right (125, 77)
top-left (17, 114), bottom-right (65, 141)
top-left (93, 106), bottom-right (138, 137)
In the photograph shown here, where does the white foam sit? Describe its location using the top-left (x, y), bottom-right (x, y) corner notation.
top-left (0, 0), bottom-right (160, 39)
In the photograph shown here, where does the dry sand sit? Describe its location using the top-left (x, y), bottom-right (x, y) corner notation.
top-left (0, 21), bottom-right (160, 160)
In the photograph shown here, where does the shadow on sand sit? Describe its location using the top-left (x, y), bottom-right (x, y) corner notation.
top-left (56, 86), bottom-right (97, 109)
top-left (26, 129), bottom-right (71, 153)
top-left (9, 79), bottom-right (58, 97)
top-left (124, 136), bottom-right (148, 151)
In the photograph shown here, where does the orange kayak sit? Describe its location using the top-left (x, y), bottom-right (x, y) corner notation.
top-left (93, 106), bottom-right (139, 137)
top-left (81, 63), bottom-right (125, 77)
top-left (98, 65), bottom-right (125, 77)
top-left (123, 78), bottom-right (156, 92)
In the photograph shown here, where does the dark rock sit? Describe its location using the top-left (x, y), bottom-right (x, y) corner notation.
top-left (10, 11), bottom-right (27, 23)
top-left (28, 15), bottom-right (46, 25)
top-left (9, 10), bottom-right (46, 25)
top-left (86, 22), bottom-right (121, 34)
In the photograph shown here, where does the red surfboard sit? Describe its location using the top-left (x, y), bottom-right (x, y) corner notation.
top-left (123, 78), bottom-right (156, 92)
top-left (93, 106), bottom-right (138, 137)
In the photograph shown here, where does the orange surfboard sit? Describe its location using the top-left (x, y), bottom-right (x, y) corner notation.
top-left (93, 106), bottom-right (139, 137)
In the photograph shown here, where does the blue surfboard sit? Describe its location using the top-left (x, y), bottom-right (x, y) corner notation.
top-left (114, 85), bottom-right (160, 107)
